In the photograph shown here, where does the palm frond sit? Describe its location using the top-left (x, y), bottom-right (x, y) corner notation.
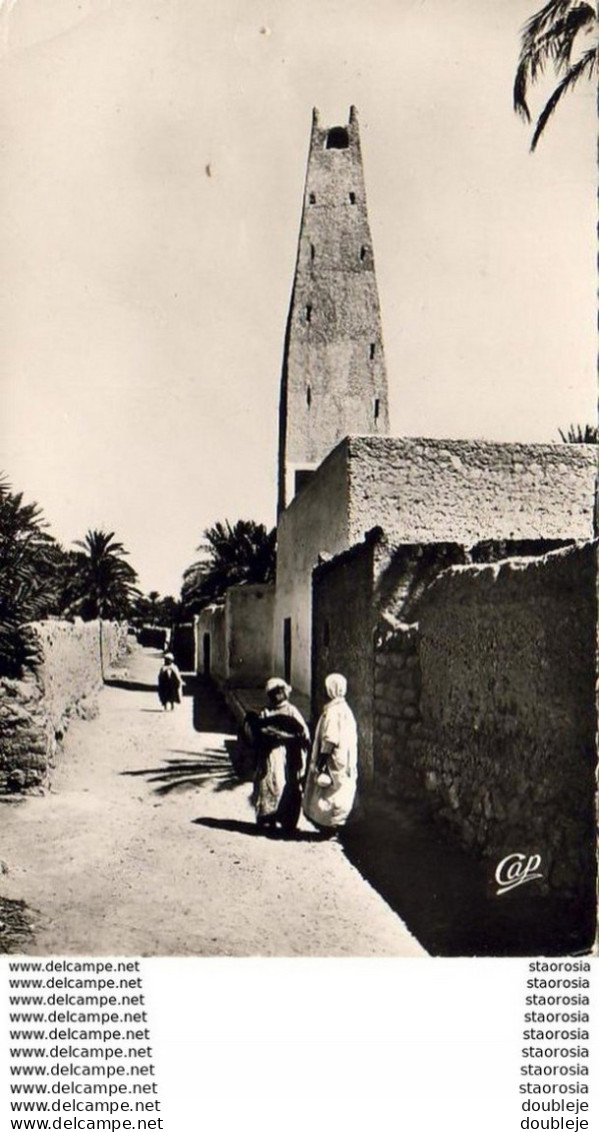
top-left (514, 1), bottom-right (596, 124)
top-left (69, 528), bottom-right (139, 619)
top-left (183, 519), bottom-right (276, 612)
top-left (558, 422), bottom-right (598, 443)
top-left (531, 46), bottom-right (597, 148)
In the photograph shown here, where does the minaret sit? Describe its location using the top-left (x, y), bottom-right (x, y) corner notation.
top-left (277, 105), bottom-right (390, 514)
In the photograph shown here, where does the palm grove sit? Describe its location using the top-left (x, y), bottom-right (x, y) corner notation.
top-left (0, 472), bottom-right (276, 677)
top-left (0, 2), bottom-right (595, 675)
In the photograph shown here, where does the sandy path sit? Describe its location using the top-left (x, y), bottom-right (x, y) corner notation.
top-left (0, 646), bottom-right (425, 957)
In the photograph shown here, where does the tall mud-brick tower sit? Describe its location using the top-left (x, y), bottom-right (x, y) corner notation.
top-left (277, 105), bottom-right (390, 513)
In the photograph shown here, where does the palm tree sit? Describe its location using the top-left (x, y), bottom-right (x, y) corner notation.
top-left (67, 530), bottom-right (140, 621)
top-left (0, 481), bottom-right (64, 674)
top-left (514, 1), bottom-right (597, 149)
top-left (558, 423), bottom-right (598, 443)
top-left (130, 590), bottom-right (181, 629)
top-left (65, 529), bottom-right (139, 679)
top-left (181, 519), bottom-right (276, 612)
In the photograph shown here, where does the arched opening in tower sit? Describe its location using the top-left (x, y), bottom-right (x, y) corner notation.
top-left (325, 126), bottom-right (349, 149)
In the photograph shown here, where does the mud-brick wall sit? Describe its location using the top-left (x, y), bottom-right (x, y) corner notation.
top-left (347, 436), bottom-right (597, 544)
top-left (0, 620), bottom-right (128, 793)
top-left (373, 624), bottom-right (424, 797)
top-left (226, 585), bottom-right (275, 689)
top-left (312, 537), bottom-right (376, 778)
top-left (415, 543), bottom-right (597, 904)
top-left (313, 536), bottom-right (469, 780)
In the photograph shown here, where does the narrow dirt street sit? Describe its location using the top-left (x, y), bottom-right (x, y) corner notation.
top-left (0, 646), bottom-right (425, 957)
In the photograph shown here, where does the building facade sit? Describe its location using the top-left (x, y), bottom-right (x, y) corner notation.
top-left (274, 435), bottom-right (597, 697)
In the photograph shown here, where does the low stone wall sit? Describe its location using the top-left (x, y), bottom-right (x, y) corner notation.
top-left (0, 620), bottom-right (128, 793)
top-left (415, 543), bottom-right (597, 905)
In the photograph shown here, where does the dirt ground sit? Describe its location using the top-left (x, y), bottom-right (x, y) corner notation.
top-left (0, 645), bottom-right (425, 957)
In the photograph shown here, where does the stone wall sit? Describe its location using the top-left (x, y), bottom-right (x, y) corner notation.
top-left (370, 538), bottom-right (571, 794)
top-left (373, 623), bottom-right (424, 798)
top-left (347, 436), bottom-right (597, 545)
top-left (312, 533), bottom-right (470, 780)
top-left (277, 433), bottom-right (595, 701)
top-left (413, 543), bottom-right (597, 906)
top-left (0, 619), bottom-right (128, 793)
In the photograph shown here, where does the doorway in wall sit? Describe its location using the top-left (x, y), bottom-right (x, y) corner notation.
top-left (283, 618), bottom-right (292, 685)
top-left (203, 633), bottom-right (211, 677)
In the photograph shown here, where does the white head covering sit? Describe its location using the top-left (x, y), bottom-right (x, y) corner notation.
top-left (265, 676), bottom-right (291, 697)
top-left (325, 673), bottom-right (347, 700)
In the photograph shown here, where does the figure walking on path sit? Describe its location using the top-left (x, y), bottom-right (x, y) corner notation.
top-left (303, 673), bottom-right (358, 836)
top-left (157, 652), bottom-right (183, 711)
top-left (246, 677), bottom-right (310, 836)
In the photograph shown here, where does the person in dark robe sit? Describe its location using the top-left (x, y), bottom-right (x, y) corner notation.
top-left (246, 677), bottom-right (310, 835)
top-left (157, 652), bottom-right (183, 710)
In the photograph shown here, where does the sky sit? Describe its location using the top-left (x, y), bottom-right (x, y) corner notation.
top-left (0, 0), bottom-right (596, 595)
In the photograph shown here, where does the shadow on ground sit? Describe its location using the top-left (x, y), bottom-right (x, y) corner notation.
top-left (105, 678), bottom-right (157, 693)
top-left (192, 816), bottom-right (323, 842)
top-left (113, 665), bottom-right (594, 954)
top-left (340, 795), bottom-right (594, 957)
top-left (121, 744), bottom-right (242, 796)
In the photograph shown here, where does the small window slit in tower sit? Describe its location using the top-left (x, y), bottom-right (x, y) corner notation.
top-left (360, 245), bottom-right (367, 261)
top-left (306, 304), bottom-right (312, 323)
top-left (374, 397), bottom-right (380, 421)
top-left (370, 343), bottom-right (376, 360)
top-left (310, 243), bottom-right (315, 261)
top-left (306, 385), bottom-right (312, 407)
top-left (309, 192), bottom-right (316, 204)
top-left (349, 191), bottom-right (356, 204)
